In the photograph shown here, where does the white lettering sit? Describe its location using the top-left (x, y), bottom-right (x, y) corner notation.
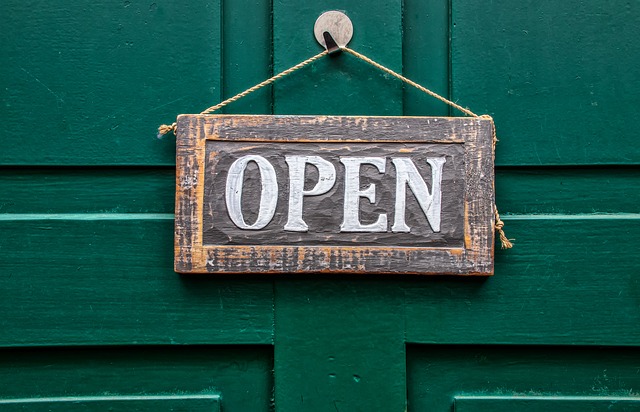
top-left (340, 157), bottom-right (388, 232)
top-left (391, 157), bottom-right (446, 233)
top-left (284, 156), bottom-right (336, 232)
top-left (225, 155), bottom-right (278, 230)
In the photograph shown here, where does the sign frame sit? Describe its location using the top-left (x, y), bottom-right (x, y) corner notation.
top-left (175, 114), bottom-right (495, 275)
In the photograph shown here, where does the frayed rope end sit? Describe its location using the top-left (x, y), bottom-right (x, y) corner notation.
top-left (157, 122), bottom-right (177, 139)
top-left (495, 209), bottom-right (514, 249)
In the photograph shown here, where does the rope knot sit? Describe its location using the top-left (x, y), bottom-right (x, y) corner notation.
top-left (157, 122), bottom-right (177, 138)
top-left (494, 208), bottom-right (513, 249)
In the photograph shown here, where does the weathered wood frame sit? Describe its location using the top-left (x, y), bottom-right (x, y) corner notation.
top-left (175, 115), bottom-right (495, 275)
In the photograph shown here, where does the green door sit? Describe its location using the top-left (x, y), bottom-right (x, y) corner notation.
top-left (2, 0), bottom-right (639, 411)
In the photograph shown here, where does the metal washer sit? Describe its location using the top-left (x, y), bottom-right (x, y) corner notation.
top-left (314, 11), bottom-right (353, 49)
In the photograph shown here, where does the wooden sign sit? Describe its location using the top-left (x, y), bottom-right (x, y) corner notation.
top-left (175, 115), bottom-right (495, 275)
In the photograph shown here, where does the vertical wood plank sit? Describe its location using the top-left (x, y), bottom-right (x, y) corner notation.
top-left (271, 5), bottom-right (406, 409)
top-left (272, 1), bottom-right (404, 115)
top-left (274, 279), bottom-right (406, 412)
top-left (222, 0), bottom-right (272, 114)
top-left (403, 0), bottom-right (451, 116)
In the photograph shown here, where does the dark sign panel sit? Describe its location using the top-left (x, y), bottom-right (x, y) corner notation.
top-left (175, 115), bottom-right (495, 275)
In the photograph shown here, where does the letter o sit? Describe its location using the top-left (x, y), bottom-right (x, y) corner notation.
top-left (225, 155), bottom-right (278, 230)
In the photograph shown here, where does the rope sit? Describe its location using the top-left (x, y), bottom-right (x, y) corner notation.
top-left (157, 122), bottom-right (176, 139)
top-left (341, 47), bottom-right (478, 117)
top-left (481, 115), bottom-right (513, 249)
top-left (201, 50), bottom-right (328, 114)
top-left (494, 207), bottom-right (513, 249)
top-left (157, 50), bottom-right (328, 137)
top-left (157, 45), bottom-right (513, 249)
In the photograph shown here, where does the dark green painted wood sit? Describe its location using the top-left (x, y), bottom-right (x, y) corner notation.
top-left (0, 167), bottom-right (174, 213)
top-left (0, 1), bottom-right (219, 166)
top-left (2, 216), bottom-right (637, 348)
top-left (407, 345), bottom-right (640, 411)
top-left (271, 3), bottom-right (409, 409)
top-left (274, 280), bottom-right (406, 411)
top-left (222, 0), bottom-right (272, 114)
top-left (1, 0), bottom-right (640, 410)
top-left (273, 1), bottom-right (403, 115)
top-left (0, 346), bottom-right (272, 411)
top-left (271, 4), bottom-right (409, 409)
top-left (0, 218), bottom-right (273, 346)
top-left (1, 167), bottom-right (637, 215)
top-left (454, 396), bottom-right (640, 412)
top-left (0, 395), bottom-right (220, 412)
top-left (405, 217), bottom-right (640, 345)
top-left (496, 167), bottom-right (640, 214)
top-left (403, 0), bottom-right (451, 116)
top-left (452, 0), bottom-right (640, 165)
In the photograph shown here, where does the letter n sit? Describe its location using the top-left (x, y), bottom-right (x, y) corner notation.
top-left (391, 157), bottom-right (446, 233)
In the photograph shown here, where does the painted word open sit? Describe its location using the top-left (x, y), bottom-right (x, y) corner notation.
top-left (225, 155), bottom-right (446, 233)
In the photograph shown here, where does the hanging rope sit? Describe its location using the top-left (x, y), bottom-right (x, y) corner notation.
top-left (157, 46), bottom-right (513, 248)
top-left (157, 50), bottom-right (328, 137)
top-left (342, 47), bottom-right (478, 117)
top-left (201, 50), bottom-right (328, 115)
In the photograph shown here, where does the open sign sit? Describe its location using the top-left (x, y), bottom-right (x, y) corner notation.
top-left (175, 115), bottom-right (495, 275)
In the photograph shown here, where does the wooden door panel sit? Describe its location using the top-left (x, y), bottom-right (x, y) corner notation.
top-left (496, 167), bottom-right (640, 215)
top-left (0, 346), bottom-right (271, 412)
top-left (402, 0), bottom-right (451, 116)
top-left (271, 2), bottom-right (409, 410)
top-left (221, 0), bottom-right (272, 115)
top-left (454, 396), bottom-right (640, 412)
top-left (274, 279), bottom-right (406, 411)
top-left (451, 0), bottom-right (640, 165)
top-left (1, 1), bottom-right (221, 166)
top-left (407, 345), bottom-right (640, 411)
top-left (404, 218), bottom-right (640, 346)
top-left (0, 395), bottom-right (219, 412)
top-left (1, 0), bottom-right (639, 411)
top-left (0, 167), bottom-right (174, 214)
top-left (0, 218), bottom-right (273, 346)
top-left (273, 0), bottom-right (403, 116)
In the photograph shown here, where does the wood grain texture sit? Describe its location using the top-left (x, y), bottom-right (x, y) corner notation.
top-left (0, 218), bottom-right (273, 346)
top-left (405, 217), bottom-right (640, 345)
top-left (454, 396), bottom-right (640, 412)
top-left (403, 0), bottom-right (451, 116)
top-left (274, 280), bottom-right (406, 412)
top-left (273, 0), bottom-right (403, 116)
top-left (452, 0), bottom-right (640, 165)
top-left (1, 167), bottom-right (636, 215)
top-left (175, 114), bottom-right (495, 275)
top-left (0, 346), bottom-right (272, 412)
top-left (221, 0), bottom-right (272, 115)
top-left (408, 345), bottom-right (640, 411)
top-left (1, 1), bottom-right (640, 410)
top-left (495, 167), bottom-right (640, 214)
top-left (0, 395), bottom-right (220, 412)
top-left (202, 142), bottom-right (466, 247)
top-left (0, 167), bottom-right (174, 213)
top-left (0, 0), bottom-right (220, 166)
top-left (194, 114), bottom-right (475, 143)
